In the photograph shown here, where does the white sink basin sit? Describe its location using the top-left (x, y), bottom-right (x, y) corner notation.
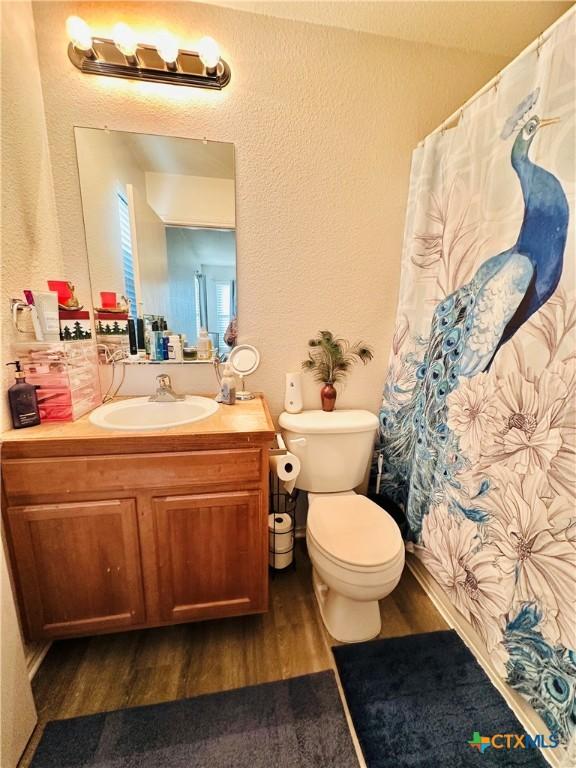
top-left (89, 396), bottom-right (219, 431)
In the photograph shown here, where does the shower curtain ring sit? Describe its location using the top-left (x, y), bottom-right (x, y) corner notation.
top-left (536, 35), bottom-right (544, 58)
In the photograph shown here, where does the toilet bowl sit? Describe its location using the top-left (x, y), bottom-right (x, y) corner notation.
top-left (278, 409), bottom-right (405, 644)
top-left (307, 492), bottom-right (405, 642)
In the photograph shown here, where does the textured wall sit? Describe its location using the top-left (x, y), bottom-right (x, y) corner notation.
top-left (0, 2), bottom-right (68, 430)
top-left (0, 8), bottom-right (42, 763)
top-left (4, 1), bottom-right (508, 425)
top-left (74, 127), bottom-right (148, 303)
top-left (75, 127), bottom-right (171, 316)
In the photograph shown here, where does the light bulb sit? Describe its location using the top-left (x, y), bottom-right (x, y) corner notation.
top-left (197, 36), bottom-right (220, 71)
top-left (156, 30), bottom-right (179, 65)
top-left (113, 22), bottom-right (138, 58)
top-left (66, 16), bottom-right (93, 51)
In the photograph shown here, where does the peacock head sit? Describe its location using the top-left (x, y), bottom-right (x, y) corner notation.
top-left (512, 115), bottom-right (560, 159)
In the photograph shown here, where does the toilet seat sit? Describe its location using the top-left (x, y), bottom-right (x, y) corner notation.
top-left (308, 494), bottom-right (404, 571)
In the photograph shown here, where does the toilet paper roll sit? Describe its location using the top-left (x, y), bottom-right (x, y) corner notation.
top-left (269, 452), bottom-right (301, 483)
top-left (268, 512), bottom-right (293, 534)
top-left (268, 513), bottom-right (294, 553)
top-left (269, 548), bottom-right (293, 570)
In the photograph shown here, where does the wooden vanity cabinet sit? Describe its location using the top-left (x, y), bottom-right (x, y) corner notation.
top-left (6, 499), bottom-right (145, 638)
top-left (154, 491), bottom-right (264, 623)
top-left (2, 412), bottom-right (274, 641)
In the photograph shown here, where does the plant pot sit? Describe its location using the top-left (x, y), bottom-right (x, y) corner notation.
top-left (320, 382), bottom-right (337, 412)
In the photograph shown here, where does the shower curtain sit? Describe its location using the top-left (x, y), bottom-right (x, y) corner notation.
top-left (374, 13), bottom-right (575, 743)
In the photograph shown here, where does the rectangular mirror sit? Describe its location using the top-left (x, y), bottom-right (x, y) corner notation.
top-left (74, 127), bottom-right (237, 361)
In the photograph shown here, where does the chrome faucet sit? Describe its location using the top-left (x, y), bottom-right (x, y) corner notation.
top-left (149, 374), bottom-right (185, 402)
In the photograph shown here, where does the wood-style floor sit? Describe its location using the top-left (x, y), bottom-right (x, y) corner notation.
top-left (19, 544), bottom-right (447, 767)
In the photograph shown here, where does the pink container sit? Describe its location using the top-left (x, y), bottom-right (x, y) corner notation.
top-left (13, 340), bottom-right (102, 422)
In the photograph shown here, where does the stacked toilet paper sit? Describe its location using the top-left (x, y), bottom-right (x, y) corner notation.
top-left (268, 434), bottom-right (300, 569)
top-left (268, 512), bottom-right (294, 569)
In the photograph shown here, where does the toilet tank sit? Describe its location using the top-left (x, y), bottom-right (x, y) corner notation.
top-left (278, 410), bottom-right (379, 492)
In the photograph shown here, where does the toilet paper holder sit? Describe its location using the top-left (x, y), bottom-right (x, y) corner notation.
top-left (269, 433), bottom-right (298, 572)
top-left (270, 432), bottom-right (289, 455)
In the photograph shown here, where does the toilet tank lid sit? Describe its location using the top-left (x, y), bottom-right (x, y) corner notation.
top-left (279, 409), bottom-right (378, 434)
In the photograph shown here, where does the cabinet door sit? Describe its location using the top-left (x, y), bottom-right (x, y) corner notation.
top-left (154, 491), bottom-right (266, 622)
top-left (7, 499), bottom-right (145, 639)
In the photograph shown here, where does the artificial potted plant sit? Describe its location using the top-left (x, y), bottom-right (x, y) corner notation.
top-left (302, 330), bottom-right (374, 412)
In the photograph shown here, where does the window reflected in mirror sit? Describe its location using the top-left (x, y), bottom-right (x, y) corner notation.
top-left (74, 127), bottom-right (237, 361)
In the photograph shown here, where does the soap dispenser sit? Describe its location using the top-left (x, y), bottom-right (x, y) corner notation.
top-left (6, 361), bottom-right (41, 429)
top-left (219, 362), bottom-right (236, 405)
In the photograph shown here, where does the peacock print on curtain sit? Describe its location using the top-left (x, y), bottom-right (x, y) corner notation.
top-left (374, 13), bottom-right (575, 744)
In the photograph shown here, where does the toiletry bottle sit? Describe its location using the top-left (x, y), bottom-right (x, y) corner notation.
top-left (162, 335), bottom-right (169, 360)
top-left (156, 333), bottom-right (164, 361)
top-left (151, 322), bottom-right (163, 361)
top-left (167, 336), bottom-right (176, 360)
top-left (197, 328), bottom-right (211, 361)
top-left (6, 361), bottom-right (41, 429)
top-left (127, 319), bottom-right (138, 357)
top-left (220, 362), bottom-right (236, 405)
top-left (136, 318), bottom-right (146, 357)
top-left (144, 321), bottom-right (152, 358)
top-left (149, 321), bottom-right (158, 361)
top-left (168, 334), bottom-right (183, 362)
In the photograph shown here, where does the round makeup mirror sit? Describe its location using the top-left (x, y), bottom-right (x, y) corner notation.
top-left (228, 344), bottom-right (260, 400)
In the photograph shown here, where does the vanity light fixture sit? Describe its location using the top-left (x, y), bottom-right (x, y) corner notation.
top-left (155, 30), bottom-right (180, 71)
top-left (112, 22), bottom-right (139, 66)
top-left (66, 17), bottom-right (231, 90)
top-left (66, 16), bottom-right (97, 59)
top-left (197, 36), bottom-right (221, 76)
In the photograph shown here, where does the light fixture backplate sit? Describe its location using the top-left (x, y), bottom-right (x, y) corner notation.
top-left (68, 38), bottom-right (231, 90)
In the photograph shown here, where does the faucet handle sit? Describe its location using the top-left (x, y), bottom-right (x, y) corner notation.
top-left (156, 374), bottom-right (171, 389)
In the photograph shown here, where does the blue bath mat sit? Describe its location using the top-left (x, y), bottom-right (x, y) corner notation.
top-left (30, 670), bottom-right (359, 767)
top-left (333, 630), bottom-right (551, 767)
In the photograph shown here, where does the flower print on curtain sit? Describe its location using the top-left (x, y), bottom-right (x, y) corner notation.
top-left (374, 12), bottom-right (576, 744)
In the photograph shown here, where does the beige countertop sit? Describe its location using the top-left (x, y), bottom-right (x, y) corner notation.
top-left (1, 394), bottom-right (275, 458)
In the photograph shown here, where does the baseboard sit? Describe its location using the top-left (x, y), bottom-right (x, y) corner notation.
top-left (406, 554), bottom-right (567, 768)
top-left (25, 640), bottom-right (51, 680)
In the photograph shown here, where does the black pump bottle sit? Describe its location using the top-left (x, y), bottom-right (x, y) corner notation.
top-left (6, 361), bottom-right (41, 429)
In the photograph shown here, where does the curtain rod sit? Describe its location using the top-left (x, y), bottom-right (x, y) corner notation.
top-left (422, 4), bottom-right (575, 143)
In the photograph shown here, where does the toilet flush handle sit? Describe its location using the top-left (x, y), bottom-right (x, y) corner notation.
top-left (288, 437), bottom-right (307, 448)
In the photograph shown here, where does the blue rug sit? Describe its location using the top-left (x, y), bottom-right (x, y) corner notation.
top-left (333, 630), bottom-right (551, 767)
top-left (31, 670), bottom-right (359, 767)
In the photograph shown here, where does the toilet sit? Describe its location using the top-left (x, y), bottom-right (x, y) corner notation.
top-left (278, 409), bottom-right (405, 643)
